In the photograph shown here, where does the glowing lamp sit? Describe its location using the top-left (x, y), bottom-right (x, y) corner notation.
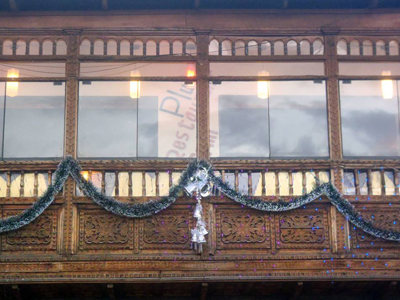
top-left (257, 71), bottom-right (269, 99)
top-left (185, 64), bottom-right (196, 87)
top-left (81, 171), bottom-right (89, 181)
top-left (6, 69), bottom-right (19, 98)
top-left (130, 70), bottom-right (141, 99)
top-left (381, 71), bottom-right (393, 100)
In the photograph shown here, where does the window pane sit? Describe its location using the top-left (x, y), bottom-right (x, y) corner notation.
top-left (80, 62), bottom-right (195, 77)
top-left (139, 81), bottom-right (197, 158)
top-left (210, 81), bottom-right (328, 158)
top-left (269, 81), bottom-right (328, 157)
top-left (210, 82), bottom-right (269, 157)
top-left (340, 80), bottom-right (400, 157)
top-left (4, 82), bottom-right (65, 159)
top-left (78, 81), bottom-right (196, 158)
top-left (0, 62), bottom-right (65, 77)
top-left (339, 62), bottom-right (400, 76)
top-left (210, 62), bottom-right (325, 76)
top-left (78, 81), bottom-right (137, 158)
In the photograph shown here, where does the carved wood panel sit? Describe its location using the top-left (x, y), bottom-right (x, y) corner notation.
top-left (139, 208), bottom-right (193, 250)
top-left (275, 207), bottom-right (330, 250)
top-left (78, 209), bottom-right (134, 251)
top-left (216, 208), bottom-right (270, 250)
top-left (350, 208), bottom-right (400, 250)
top-left (1, 209), bottom-right (58, 252)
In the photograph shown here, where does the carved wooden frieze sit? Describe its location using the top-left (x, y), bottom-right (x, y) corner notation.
top-left (139, 209), bottom-right (192, 250)
top-left (78, 210), bottom-right (133, 251)
top-left (216, 208), bottom-right (270, 250)
top-left (275, 208), bottom-right (330, 250)
top-left (350, 208), bottom-right (400, 250)
top-left (1, 210), bottom-right (57, 252)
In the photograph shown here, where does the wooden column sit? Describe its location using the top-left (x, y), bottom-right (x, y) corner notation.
top-left (63, 31), bottom-right (80, 256)
top-left (196, 33), bottom-right (210, 160)
top-left (324, 31), bottom-right (348, 254)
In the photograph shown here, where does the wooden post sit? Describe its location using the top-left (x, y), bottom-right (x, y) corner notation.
top-left (196, 33), bottom-right (210, 160)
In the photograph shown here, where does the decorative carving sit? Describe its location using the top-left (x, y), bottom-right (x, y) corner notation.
top-left (2, 210), bottom-right (57, 251)
top-left (79, 210), bottom-right (133, 250)
top-left (351, 209), bottom-right (400, 249)
top-left (216, 208), bottom-right (270, 250)
top-left (276, 208), bottom-right (330, 249)
top-left (140, 210), bottom-right (192, 250)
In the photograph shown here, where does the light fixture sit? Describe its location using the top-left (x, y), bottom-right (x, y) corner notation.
top-left (381, 71), bottom-right (393, 100)
top-left (6, 68), bottom-right (19, 98)
top-left (257, 71), bottom-right (269, 99)
top-left (81, 171), bottom-right (89, 181)
top-left (130, 70), bottom-right (141, 99)
top-left (185, 64), bottom-right (196, 87)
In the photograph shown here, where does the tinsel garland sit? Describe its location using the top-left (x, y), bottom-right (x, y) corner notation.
top-left (0, 158), bottom-right (399, 242)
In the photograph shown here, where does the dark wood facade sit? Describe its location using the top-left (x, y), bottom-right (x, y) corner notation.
top-left (0, 8), bottom-right (400, 296)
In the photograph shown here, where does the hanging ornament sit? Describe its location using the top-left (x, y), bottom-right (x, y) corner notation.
top-left (184, 167), bottom-right (211, 253)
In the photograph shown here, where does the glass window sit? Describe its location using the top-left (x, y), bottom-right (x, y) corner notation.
top-left (80, 62), bottom-right (195, 77)
top-left (210, 81), bottom-right (329, 158)
top-left (0, 62), bottom-right (65, 77)
top-left (269, 81), bottom-right (328, 157)
top-left (78, 81), bottom-right (196, 158)
top-left (3, 82), bottom-right (65, 159)
top-left (210, 62), bottom-right (325, 77)
top-left (340, 80), bottom-right (400, 157)
top-left (339, 62), bottom-right (400, 76)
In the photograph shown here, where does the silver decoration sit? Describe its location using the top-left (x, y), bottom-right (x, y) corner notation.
top-left (184, 168), bottom-right (210, 253)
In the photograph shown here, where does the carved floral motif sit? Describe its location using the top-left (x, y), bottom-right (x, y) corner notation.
top-left (216, 209), bottom-right (270, 250)
top-left (79, 210), bottom-right (133, 250)
top-left (276, 210), bottom-right (329, 249)
top-left (143, 215), bottom-right (189, 244)
top-left (351, 210), bottom-right (400, 249)
top-left (2, 210), bottom-right (57, 251)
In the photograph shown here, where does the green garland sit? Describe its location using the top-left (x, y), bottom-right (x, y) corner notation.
top-left (0, 157), bottom-right (399, 243)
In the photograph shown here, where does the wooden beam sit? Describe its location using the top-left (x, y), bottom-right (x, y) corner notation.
top-left (9, 0), bottom-right (18, 11)
top-left (195, 0), bottom-right (201, 9)
top-left (283, 0), bottom-right (289, 8)
top-left (200, 283), bottom-right (208, 300)
top-left (107, 284), bottom-right (116, 300)
top-left (102, 0), bottom-right (108, 10)
top-left (12, 285), bottom-right (22, 300)
top-left (290, 282), bottom-right (303, 300)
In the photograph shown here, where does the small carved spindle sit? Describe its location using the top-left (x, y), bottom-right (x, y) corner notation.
top-left (101, 171), bottom-right (106, 194)
top-left (380, 169), bottom-right (386, 195)
top-left (275, 171), bottom-right (280, 196)
top-left (354, 170), bottom-right (360, 195)
top-left (261, 170), bottom-right (266, 196)
top-left (395, 171), bottom-right (400, 195)
top-left (248, 170), bottom-right (252, 195)
top-left (142, 171), bottom-right (146, 196)
top-left (128, 172), bottom-right (133, 197)
top-left (155, 171), bottom-right (160, 196)
top-left (234, 170), bottom-right (239, 192)
top-left (168, 171), bottom-right (173, 189)
top-left (302, 171), bottom-right (307, 195)
top-left (367, 169), bottom-right (373, 195)
top-left (48, 170), bottom-right (52, 186)
top-left (114, 171), bottom-right (119, 197)
top-left (34, 172), bottom-right (39, 197)
top-left (221, 170), bottom-right (226, 183)
top-left (289, 171), bottom-right (294, 196)
top-left (20, 171), bottom-right (25, 197)
top-left (6, 171), bottom-right (11, 197)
